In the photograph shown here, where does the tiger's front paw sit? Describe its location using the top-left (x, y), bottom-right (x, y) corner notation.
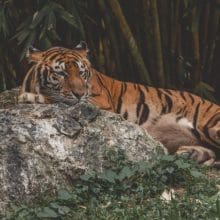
top-left (18, 92), bottom-right (46, 104)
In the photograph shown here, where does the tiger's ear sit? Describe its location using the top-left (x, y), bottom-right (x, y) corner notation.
top-left (74, 41), bottom-right (89, 56)
top-left (26, 46), bottom-right (43, 63)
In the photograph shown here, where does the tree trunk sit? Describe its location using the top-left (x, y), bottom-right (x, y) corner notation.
top-left (107, 0), bottom-right (151, 84)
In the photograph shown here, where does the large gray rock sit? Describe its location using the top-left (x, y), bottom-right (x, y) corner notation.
top-left (0, 89), bottom-right (165, 215)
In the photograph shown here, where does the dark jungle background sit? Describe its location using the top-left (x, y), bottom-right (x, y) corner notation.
top-left (0, 0), bottom-right (219, 103)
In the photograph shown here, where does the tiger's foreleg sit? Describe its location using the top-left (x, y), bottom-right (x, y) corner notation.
top-left (18, 92), bottom-right (49, 104)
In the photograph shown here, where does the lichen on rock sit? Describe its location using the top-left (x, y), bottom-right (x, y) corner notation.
top-left (0, 89), bottom-right (165, 215)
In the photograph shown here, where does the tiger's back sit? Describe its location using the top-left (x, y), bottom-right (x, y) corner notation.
top-left (110, 81), bottom-right (220, 147)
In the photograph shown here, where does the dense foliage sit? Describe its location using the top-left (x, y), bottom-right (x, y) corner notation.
top-left (5, 150), bottom-right (220, 219)
top-left (0, 0), bottom-right (219, 102)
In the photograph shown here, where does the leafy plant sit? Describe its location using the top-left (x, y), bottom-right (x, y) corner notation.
top-left (5, 150), bottom-right (220, 219)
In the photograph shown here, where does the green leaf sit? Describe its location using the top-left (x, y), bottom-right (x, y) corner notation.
top-left (49, 202), bottom-right (60, 209)
top-left (80, 174), bottom-right (92, 181)
top-left (137, 160), bottom-right (151, 172)
top-left (36, 207), bottom-right (58, 218)
top-left (31, 6), bottom-right (49, 29)
top-left (58, 206), bottom-right (71, 215)
top-left (57, 189), bottom-right (72, 201)
top-left (174, 160), bottom-right (191, 169)
top-left (59, 11), bottom-right (78, 28)
top-left (190, 170), bottom-right (203, 178)
top-left (16, 30), bottom-right (30, 45)
top-left (20, 30), bottom-right (36, 60)
top-left (161, 155), bottom-right (175, 162)
top-left (216, 199), bottom-right (220, 217)
top-left (118, 166), bottom-right (133, 181)
top-left (100, 169), bottom-right (118, 183)
top-left (47, 29), bottom-right (61, 41)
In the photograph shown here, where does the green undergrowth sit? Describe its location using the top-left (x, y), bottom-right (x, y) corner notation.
top-left (5, 149), bottom-right (220, 220)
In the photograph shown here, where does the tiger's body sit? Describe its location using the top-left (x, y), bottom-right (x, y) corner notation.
top-left (18, 42), bottom-right (220, 166)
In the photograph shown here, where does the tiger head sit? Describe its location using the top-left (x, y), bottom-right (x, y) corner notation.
top-left (26, 42), bottom-right (91, 99)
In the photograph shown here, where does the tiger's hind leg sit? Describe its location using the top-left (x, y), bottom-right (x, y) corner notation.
top-left (148, 115), bottom-right (217, 167)
top-left (176, 146), bottom-right (216, 166)
top-left (18, 92), bottom-right (49, 104)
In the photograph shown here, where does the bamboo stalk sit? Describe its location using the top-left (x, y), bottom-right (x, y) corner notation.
top-left (176, 10), bottom-right (183, 89)
top-left (157, 0), bottom-right (171, 87)
top-left (170, 0), bottom-right (180, 87)
top-left (205, 0), bottom-right (220, 77)
top-left (201, 1), bottom-right (210, 71)
top-left (141, 0), bottom-right (155, 83)
top-left (191, 3), bottom-right (201, 87)
top-left (149, 0), bottom-right (165, 87)
top-left (107, 0), bottom-right (151, 84)
top-left (97, 0), bottom-right (122, 78)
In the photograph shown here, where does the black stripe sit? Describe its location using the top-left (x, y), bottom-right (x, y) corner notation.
top-left (96, 74), bottom-right (114, 109)
top-left (116, 83), bottom-right (124, 114)
top-left (164, 89), bottom-right (172, 95)
top-left (176, 106), bottom-right (187, 115)
top-left (179, 91), bottom-right (186, 101)
top-left (44, 48), bottom-right (61, 57)
top-left (144, 85), bottom-right (150, 92)
top-left (137, 86), bottom-right (149, 125)
top-left (191, 128), bottom-right (202, 141)
top-left (152, 116), bottom-right (161, 125)
top-left (203, 126), bottom-right (220, 146)
top-left (156, 88), bottom-right (163, 99)
top-left (42, 68), bottom-right (48, 87)
top-left (188, 93), bottom-right (195, 105)
top-left (192, 102), bottom-right (201, 139)
top-left (56, 57), bottom-right (65, 63)
top-left (123, 82), bottom-right (127, 93)
top-left (90, 93), bottom-right (100, 98)
top-left (55, 71), bottom-right (67, 77)
top-left (183, 110), bottom-right (188, 117)
top-left (123, 111), bottom-right (128, 120)
top-left (205, 103), bottom-right (214, 114)
top-left (203, 113), bottom-right (220, 146)
top-left (47, 53), bottom-right (60, 61)
top-left (176, 108), bottom-right (183, 115)
top-left (102, 107), bottom-right (112, 110)
top-left (139, 103), bottom-right (149, 125)
top-left (161, 105), bottom-right (167, 114)
top-left (36, 69), bottom-right (41, 87)
top-left (136, 86), bottom-right (144, 117)
top-left (176, 116), bottom-right (183, 122)
top-left (24, 74), bottom-right (32, 92)
top-left (164, 94), bottom-right (173, 113)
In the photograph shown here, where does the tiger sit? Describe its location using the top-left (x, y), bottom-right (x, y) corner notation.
top-left (18, 41), bottom-right (220, 167)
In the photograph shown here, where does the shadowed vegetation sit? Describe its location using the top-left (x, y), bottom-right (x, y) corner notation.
top-left (0, 0), bottom-right (219, 102)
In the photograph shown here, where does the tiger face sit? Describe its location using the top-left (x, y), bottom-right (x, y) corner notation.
top-left (19, 60), bottom-right (74, 103)
top-left (26, 42), bottom-right (91, 99)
